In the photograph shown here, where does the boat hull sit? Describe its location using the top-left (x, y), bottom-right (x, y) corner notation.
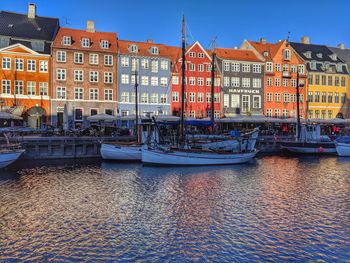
top-left (100, 144), bottom-right (142, 161)
top-left (142, 148), bottom-right (257, 166)
top-left (280, 141), bottom-right (336, 154)
top-left (335, 142), bottom-right (350, 157)
top-left (0, 149), bottom-right (25, 168)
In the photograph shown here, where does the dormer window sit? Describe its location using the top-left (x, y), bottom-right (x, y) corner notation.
top-left (330, 53), bottom-right (337, 61)
top-left (150, 46), bottom-right (159, 55)
top-left (337, 64), bottom-right (343, 72)
top-left (63, 36), bottom-right (71, 46)
top-left (100, 40), bottom-right (109, 49)
top-left (130, 44), bottom-right (138, 53)
top-left (316, 53), bottom-right (323, 59)
top-left (82, 38), bottom-right (90, 48)
top-left (310, 61), bottom-right (316, 70)
top-left (304, 51), bottom-right (311, 59)
top-left (263, 51), bottom-right (269, 57)
top-left (283, 49), bottom-right (291, 60)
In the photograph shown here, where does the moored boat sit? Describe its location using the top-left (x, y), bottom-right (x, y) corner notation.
top-left (0, 148), bottom-right (25, 168)
top-left (335, 136), bottom-right (350, 156)
top-left (100, 143), bottom-right (141, 161)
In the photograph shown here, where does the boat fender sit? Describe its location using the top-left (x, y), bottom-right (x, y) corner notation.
top-left (318, 146), bottom-right (324, 153)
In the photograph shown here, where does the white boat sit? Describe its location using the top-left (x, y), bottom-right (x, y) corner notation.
top-left (100, 143), bottom-right (141, 161)
top-left (0, 148), bottom-right (25, 168)
top-left (142, 147), bottom-right (257, 166)
top-left (335, 136), bottom-right (350, 156)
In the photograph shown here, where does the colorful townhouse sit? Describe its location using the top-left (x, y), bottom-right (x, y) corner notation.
top-left (215, 48), bottom-right (265, 117)
top-left (0, 4), bottom-right (59, 128)
top-left (241, 38), bottom-right (308, 119)
top-left (328, 43), bottom-right (350, 118)
top-left (117, 40), bottom-right (176, 119)
top-left (290, 37), bottom-right (349, 119)
top-left (171, 41), bottom-right (222, 119)
top-left (52, 21), bottom-right (118, 128)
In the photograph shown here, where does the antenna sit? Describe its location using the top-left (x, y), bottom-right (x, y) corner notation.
top-left (62, 17), bottom-right (71, 25)
top-left (286, 31), bottom-right (291, 46)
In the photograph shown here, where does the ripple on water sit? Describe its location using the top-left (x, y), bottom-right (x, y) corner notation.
top-left (0, 156), bottom-right (349, 262)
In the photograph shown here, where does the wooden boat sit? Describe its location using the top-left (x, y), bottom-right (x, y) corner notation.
top-left (0, 148), bottom-right (25, 168)
top-left (335, 136), bottom-right (350, 156)
top-left (100, 143), bottom-right (141, 161)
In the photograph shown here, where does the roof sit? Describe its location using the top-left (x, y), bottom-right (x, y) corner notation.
top-left (215, 48), bottom-right (264, 62)
top-left (0, 11), bottom-right (59, 41)
top-left (248, 40), bottom-right (285, 61)
top-left (328, 46), bottom-right (350, 64)
top-left (52, 27), bottom-right (117, 52)
top-left (118, 39), bottom-right (180, 60)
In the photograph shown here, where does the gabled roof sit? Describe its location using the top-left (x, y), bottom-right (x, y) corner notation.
top-left (0, 43), bottom-right (40, 54)
top-left (0, 11), bottom-right (59, 41)
top-left (186, 41), bottom-right (212, 60)
top-left (328, 46), bottom-right (350, 64)
top-left (215, 48), bottom-right (264, 62)
top-left (118, 39), bottom-right (180, 60)
top-left (289, 42), bottom-right (343, 63)
top-left (52, 27), bottom-right (117, 53)
top-left (247, 40), bottom-right (285, 61)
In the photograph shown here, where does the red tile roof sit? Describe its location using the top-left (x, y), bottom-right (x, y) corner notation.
top-left (53, 27), bottom-right (117, 53)
top-left (214, 48), bottom-right (264, 62)
top-left (248, 40), bottom-right (285, 61)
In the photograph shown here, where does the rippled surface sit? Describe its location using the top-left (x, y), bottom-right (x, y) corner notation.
top-left (0, 156), bottom-right (349, 262)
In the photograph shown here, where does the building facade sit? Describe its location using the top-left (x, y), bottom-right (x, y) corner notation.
top-left (171, 41), bottom-right (222, 119)
top-left (117, 40), bottom-right (174, 119)
top-left (290, 37), bottom-right (349, 119)
top-left (241, 39), bottom-right (308, 119)
top-left (0, 4), bottom-right (59, 128)
top-left (215, 48), bottom-right (265, 117)
top-left (51, 21), bottom-right (118, 128)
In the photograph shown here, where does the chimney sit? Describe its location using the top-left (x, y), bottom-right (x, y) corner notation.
top-left (28, 3), bottom-right (36, 19)
top-left (260, 37), bottom-right (266, 44)
top-left (146, 39), bottom-right (153, 43)
top-left (301, 36), bottom-right (310, 44)
top-left (338, 43), bottom-right (345, 50)
top-left (86, 20), bottom-right (95, 33)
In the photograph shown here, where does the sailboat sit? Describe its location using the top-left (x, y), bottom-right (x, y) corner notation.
top-left (142, 16), bottom-right (258, 166)
top-left (100, 71), bottom-right (142, 161)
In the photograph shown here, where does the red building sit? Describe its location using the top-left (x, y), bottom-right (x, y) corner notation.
top-left (241, 39), bottom-right (308, 119)
top-left (171, 41), bottom-right (222, 119)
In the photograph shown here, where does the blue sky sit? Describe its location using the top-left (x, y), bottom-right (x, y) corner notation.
top-left (2, 0), bottom-right (350, 49)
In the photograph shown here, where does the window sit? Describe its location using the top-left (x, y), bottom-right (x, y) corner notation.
top-left (74, 70), bottom-right (83, 82)
top-left (291, 94), bottom-right (296, 102)
top-left (1, 80), bottom-right (10, 94)
top-left (131, 58), bottom-right (138, 71)
top-left (275, 78), bottom-right (281, 86)
top-left (253, 64), bottom-right (261, 73)
top-left (231, 77), bottom-right (240, 87)
top-left (27, 81), bottom-right (36, 95)
top-left (206, 64), bottom-right (211, 72)
top-left (283, 79), bottom-right (288, 87)
top-left (189, 77), bottom-right (196, 85)
top-left (328, 110), bottom-right (333, 119)
top-left (274, 109), bottom-right (280, 118)
top-left (39, 82), bottom-right (48, 96)
top-left (231, 63), bottom-right (240, 72)
top-left (151, 60), bottom-right (158, 73)
top-left (335, 92), bottom-right (339, 103)
top-left (253, 78), bottom-right (261, 88)
top-left (341, 93), bottom-right (346, 103)
top-left (151, 46), bottom-right (159, 54)
top-left (57, 87), bottom-right (66, 99)
top-left (104, 72), bottom-right (113, 83)
top-left (104, 89), bottom-right (113, 101)
top-left (189, 111), bottom-right (195, 118)
top-left (187, 92), bottom-right (195, 102)
top-left (322, 92), bottom-right (326, 103)
top-left (275, 64), bottom-right (281, 72)
top-left (39, 61), bottom-right (48, 72)
top-left (321, 110), bottom-right (326, 119)
top-left (283, 64), bottom-right (289, 73)
top-left (121, 110), bottom-right (129, 116)
top-left (224, 77), bottom-right (230, 87)
top-left (242, 95), bottom-right (250, 113)
top-left (172, 76), bottom-right (179, 85)
top-left (231, 94), bottom-right (240, 109)
top-left (198, 64), bottom-right (204, 72)
top-left (150, 93), bottom-right (158, 104)
top-left (14, 81), bottom-right (24, 94)
top-left (121, 92), bottom-right (129, 102)
top-left (89, 88), bottom-right (98, 100)
top-left (160, 60), bottom-right (168, 70)
top-left (242, 64), bottom-right (250, 72)
top-left (189, 52), bottom-right (195, 58)
top-left (206, 78), bottom-right (211, 86)
top-left (206, 110), bottom-right (211, 118)
top-left (315, 92), bottom-right (320, 102)
top-left (63, 36), bottom-right (71, 45)
top-left (283, 49), bottom-right (291, 60)
top-left (308, 110), bottom-right (313, 119)
top-left (89, 71), bottom-right (99, 82)
top-left (198, 93), bottom-right (204, 103)
top-left (341, 76), bottom-right (346, 87)
top-left (315, 75), bottom-right (320, 85)
top-left (275, 93), bottom-right (281, 102)
top-left (82, 38), bottom-right (90, 48)
top-left (160, 77), bottom-right (168, 87)
top-left (298, 64), bottom-right (305, 74)
top-left (90, 109), bottom-right (98, 116)
top-left (89, 54), bottom-right (99, 65)
top-left (266, 109), bottom-right (272, 117)
top-left (27, 59), bottom-right (36, 71)
top-left (121, 74), bottom-right (129, 84)
top-left (335, 76), bottom-right (339, 86)
top-left (121, 56), bottom-right (129, 67)
top-left (104, 55), bottom-right (113, 66)
top-left (267, 93), bottom-right (272, 102)
top-left (100, 40), bottom-right (109, 49)
top-left (291, 65), bottom-right (297, 73)
top-left (266, 62), bottom-right (273, 72)
top-left (74, 53), bottom-right (84, 64)
top-left (284, 93), bottom-right (290, 103)
top-left (74, 87), bottom-right (83, 100)
top-left (322, 75), bottom-right (326, 85)
top-left (328, 92), bottom-right (333, 103)
top-left (2, 57), bottom-right (10, 69)
top-left (160, 94), bottom-right (167, 104)
top-left (151, 77), bottom-right (158, 86)
top-left (198, 53), bottom-right (205, 58)
top-left (291, 79), bottom-right (296, 87)
top-left (172, 92), bottom-right (179, 102)
top-left (57, 69), bottom-right (66, 81)
top-left (282, 109), bottom-right (288, 119)
top-left (56, 51), bottom-right (66, 62)
top-left (75, 108), bottom-right (83, 121)
top-left (206, 93), bottom-right (211, 103)
top-left (141, 93), bottom-right (148, 103)
top-left (214, 93), bottom-right (220, 103)
top-left (130, 44), bottom-right (138, 53)
top-left (189, 63), bottom-right (195, 71)
top-left (267, 78), bottom-right (272, 86)
top-left (198, 77), bottom-right (204, 86)
top-left (223, 94), bottom-right (229, 108)
top-left (308, 92), bottom-right (313, 102)
top-left (242, 78), bottom-right (250, 88)
top-left (328, 76), bottom-right (333, 86)
top-left (15, 58), bottom-right (24, 71)
top-left (141, 76), bottom-right (149, 86)
top-left (308, 74), bottom-right (313, 85)
top-left (215, 78), bottom-right (220, 86)
top-left (315, 110), bottom-right (320, 119)
top-left (224, 62), bottom-right (230, 71)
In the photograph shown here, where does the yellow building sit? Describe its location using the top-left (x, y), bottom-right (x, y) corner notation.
top-left (290, 37), bottom-right (349, 119)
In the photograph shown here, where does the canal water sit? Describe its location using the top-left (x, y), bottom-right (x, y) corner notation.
top-left (0, 156), bottom-right (349, 262)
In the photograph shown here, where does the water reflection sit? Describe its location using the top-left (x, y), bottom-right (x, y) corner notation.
top-left (0, 156), bottom-right (349, 262)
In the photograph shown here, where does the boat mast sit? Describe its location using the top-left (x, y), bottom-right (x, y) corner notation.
top-left (180, 15), bottom-right (186, 145)
top-left (296, 70), bottom-right (301, 140)
top-left (210, 38), bottom-right (216, 128)
top-left (134, 70), bottom-right (139, 143)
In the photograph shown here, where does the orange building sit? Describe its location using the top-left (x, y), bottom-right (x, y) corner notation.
top-left (241, 39), bottom-right (308, 119)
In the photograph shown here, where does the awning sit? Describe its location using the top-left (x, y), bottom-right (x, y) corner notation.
top-left (87, 113), bottom-right (117, 122)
